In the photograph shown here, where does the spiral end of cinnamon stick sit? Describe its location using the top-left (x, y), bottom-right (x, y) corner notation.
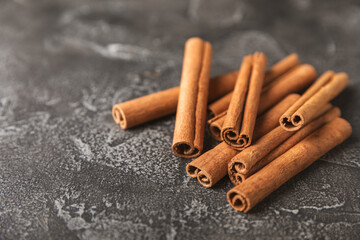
top-left (222, 128), bottom-right (240, 148)
top-left (227, 190), bottom-right (249, 212)
top-left (209, 124), bottom-right (222, 141)
top-left (228, 161), bottom-right (247, 185)
top-left (172, 142), bottom-right (200, 158)
top-left (197, 171), bottom-right (213, 188)
top-left (280, 114), bottom-right (303, 131)
top-left (238, 134), bottom-right (250, 148)
top-left (186, 164), bottom-right (214, 187)
top-left (222, 129), bottom-right (250, 150)
top-left (112, 105), bottom-right (127, 129)
top-left (186, 164), bottom-right (200, 178)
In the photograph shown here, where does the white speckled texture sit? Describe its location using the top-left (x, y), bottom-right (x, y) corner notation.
top-left (0, 0), bottom-right (359, 239)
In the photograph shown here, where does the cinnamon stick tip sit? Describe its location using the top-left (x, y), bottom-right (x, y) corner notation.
top-left (172, 142), bottom-right (200, 158)
top-left (209, 124), bottom-right (222, 141)
top-left (227, 190), bottom-right (248, 212)
top-left (335, 72), bottom-right (349, 84)
top-left (235, 173), bottom-right (246, 184)
top-left (239, 134), bottom-right (250, 148)
top-left (301, 64), bottom-right (317, 77)
top-left (185, 164), bottom-right (199, 178)
top-left (228, 161), bottom-right (246, 185)
top-left (222, 129), bottom-right (250, 149)
top-left (186, 164), bottom-right (213, 187)
top-left (279, 114), bottom-right (302, 131)
top-left (197, 171), bottom-right (213, 188)
top-left (112, 105), bottom-right (127, 129)
top-left (253, 51), bottom-right (267, 60)
top-left (186, 37), bottom-right (211, 47)
top-left (336, 118), bottom-right (352, 136)
top-left (289, 53), bottom-right (299, 58)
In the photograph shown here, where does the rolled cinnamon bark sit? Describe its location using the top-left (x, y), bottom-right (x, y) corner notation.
top-left (264, 53), bottom-right (299, 85)
top-left (186, 142), bottom-right (238, 187)
top-left (208, 53), bottom-right (300, 118)
top-left (221, 52), bottom-right (267, 149)
top-left (258, 64), bottom-right (317, 114)
top-left (186, 94), bottom-right (296, 188)
top-left (227, 117), bottom-right (352, 213)
top-left (112, 71), bottom-right (237, 130)
top-left (207, 111), bottom-right (227, 141)
top-left (230, 106), bottom-right (340, 184)
top-left (208, 92), bottom-right (232, 118)
top-left (252, 94), bottom-right (300, 140)
top-left (172, 38), bottom-right (212, 158)
top-left (207, 64), bottom-right (317, 140)
top-left (280, 71), bottom-right (349, 131)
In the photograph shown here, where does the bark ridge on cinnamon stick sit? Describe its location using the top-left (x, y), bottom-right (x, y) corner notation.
top-left (172, 37), bottom-right (212, 158)
top-left (280, 71), bottom-right (349, 131)
top-left (227, 117), bottom-right (352, 213)
top-left (221, 52), bottom-right (267, 150)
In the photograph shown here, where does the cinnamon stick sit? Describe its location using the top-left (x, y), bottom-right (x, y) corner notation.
top-left (258, 64), bottom-right (317, 114)
top-left (230, 106), bottom-right (340, 184)
top-left (221, 52), bottom-right (267, 149)
top-left (280, 71), bottom-right (349, 131)
top-left (227, 117), bottom-right (352, 213)
top-left (264, 53), bottom-right (299, 85)
top-left (112, 70), bottom-right (237, 130)
top-left (208, 53), bottom-right (300, 118)
top-left (186, 142), bottom-right (238, 187)
top-left (207, 111), bottom-right (227, 141)
top-left (186, 94), bottom-right (297, 188)
top-left (252, 94), bottom-right (300, 140)
top-left (172, 38), bottom-right (212, 158)
top-left (208, 92), bottom-right (232, 118)
top-left (207, 64), bottom-right (317, 141)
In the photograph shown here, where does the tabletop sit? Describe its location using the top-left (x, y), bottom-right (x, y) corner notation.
top-left (1, 0), bottom-right (359, 239)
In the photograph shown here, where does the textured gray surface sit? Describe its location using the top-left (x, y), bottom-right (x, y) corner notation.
top-left (0, 0), bottom-right (360, 239)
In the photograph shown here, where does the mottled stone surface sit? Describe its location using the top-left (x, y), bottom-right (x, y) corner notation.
top-left (1, 0), bottom-right (360, 239)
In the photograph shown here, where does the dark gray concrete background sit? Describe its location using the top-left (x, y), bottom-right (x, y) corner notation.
top-left (1, 0), bottom-right (359, 239)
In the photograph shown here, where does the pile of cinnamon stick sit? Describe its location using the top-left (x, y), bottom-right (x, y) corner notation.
top-left (112, 37), bottom-right (352, 213)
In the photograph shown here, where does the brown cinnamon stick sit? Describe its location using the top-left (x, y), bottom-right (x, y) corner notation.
top-left (221, 52), bottom-right (267, 149)
top-left (207, 64), bottom-right (316, 141)
top-left (264, 53), bottom-right (299, 85)
top-left (208, 53), bottom-right (300, 118)
top-left (258, 64), bottom-right (317, 114)
top-left (252, 94), bottom-right (300, 140)
top-left (227, 117), bottom-right (352, 213)
top-left (208, 92), bottom-right (232, 118)
top-left (112, 71), bottom-right (237, 130)
top-left (230, 106), bottom-right (340, 184)
top-left (186, 94), bottom-right (297, 188)
top-left (280, 71), bottom-right (349, 131)
top-left (172, 38), bottom-right (212, 158)
top-left (207, 111), bottom-right (227, 141)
